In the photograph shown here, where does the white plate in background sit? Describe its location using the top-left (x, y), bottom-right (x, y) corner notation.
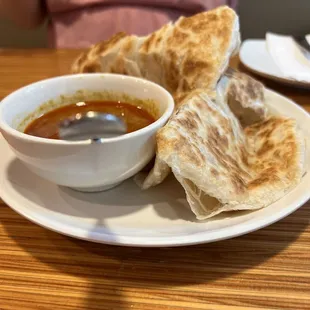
top-left (240, 39), bottom-right (310, 89)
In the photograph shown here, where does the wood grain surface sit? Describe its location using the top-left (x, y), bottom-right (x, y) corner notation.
top-left (0, 49), bottom-right (309, 310)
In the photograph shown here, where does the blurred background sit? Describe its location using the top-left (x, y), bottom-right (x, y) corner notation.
top-left (0, 0), bottom-right (309, 48)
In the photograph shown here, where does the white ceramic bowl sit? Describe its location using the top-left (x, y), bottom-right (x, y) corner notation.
top-left (0, 74), bottom-right (174, 192)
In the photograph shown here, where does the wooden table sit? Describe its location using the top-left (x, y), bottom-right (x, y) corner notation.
top-left (0, 49), bottom-right (309, 310)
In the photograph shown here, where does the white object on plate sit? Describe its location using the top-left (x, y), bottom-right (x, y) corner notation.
top-left (306, 34), bottom-right (310, 46)
top-left (240, 39), bottom-right (310, 88)
top-left (266, 32), bottom-right (310, 82)
top-left (0, 74), bottom-right (174, 192)
top-left (0, 89), bottom-right (309, 247)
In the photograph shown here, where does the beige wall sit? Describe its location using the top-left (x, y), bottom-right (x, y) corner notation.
top-left (0, 0), bottom-right (309, 48)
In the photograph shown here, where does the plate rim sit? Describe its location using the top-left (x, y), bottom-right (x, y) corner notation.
top-left (0, 89), bottom-right (310, 247)
top-left (1, 186), bottom-right (309, 247)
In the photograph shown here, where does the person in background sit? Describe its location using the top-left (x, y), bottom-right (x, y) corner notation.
top-left (0, 0), bottom-right (238, 48)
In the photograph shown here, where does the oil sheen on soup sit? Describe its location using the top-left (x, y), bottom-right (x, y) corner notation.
top-left (24, 101), bottom-right (156, 139)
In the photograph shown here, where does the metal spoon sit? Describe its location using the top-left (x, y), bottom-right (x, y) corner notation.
top-left (58, 111), bottom-right (127, 142)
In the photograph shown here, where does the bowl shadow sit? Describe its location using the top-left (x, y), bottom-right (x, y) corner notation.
top-left (7, 158), bottom-right (194, 221)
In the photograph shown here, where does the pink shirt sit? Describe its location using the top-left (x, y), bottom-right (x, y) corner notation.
top-left (46, 0), bottom-right (238, 48)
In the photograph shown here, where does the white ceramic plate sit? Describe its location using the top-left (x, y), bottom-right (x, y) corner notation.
top-left (0, 89), bottom-right (310, 247)
top-left (240, 39), bottom-right (310, 89)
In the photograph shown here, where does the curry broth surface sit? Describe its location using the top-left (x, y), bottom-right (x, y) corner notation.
top-left (18, 90), bottom-right (159, 137)
top-left (24, 101), bottom-right (155, 139)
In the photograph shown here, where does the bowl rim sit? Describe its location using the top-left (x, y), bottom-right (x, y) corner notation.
top-left (0, 73), bottom-right (175, 145)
